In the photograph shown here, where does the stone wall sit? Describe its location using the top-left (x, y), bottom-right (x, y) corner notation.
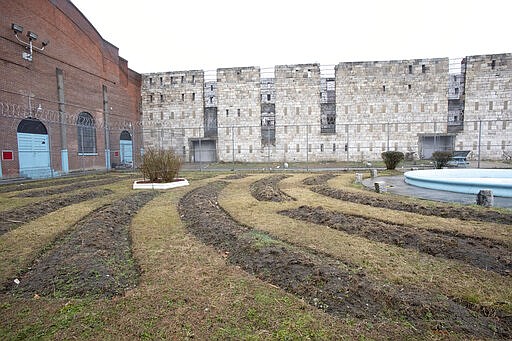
top-left (216, 67), bottom-right (261, 162)
top-left (141, 70), bottom-right (204, 161)
top-left (335, 58), bottom-right (449, 160)
top-left (455, 53), bottom-right (512, 160)
top-left (140, 54), bottom-right (511, 163)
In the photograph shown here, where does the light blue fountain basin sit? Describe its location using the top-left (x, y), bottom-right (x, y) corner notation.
top-left (404, 169), bottom-right (512, 197)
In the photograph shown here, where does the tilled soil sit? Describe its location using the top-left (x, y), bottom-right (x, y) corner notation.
top-left (0, 174), bottom-right (117, 194)
top-left (7, 191), bottom-right (159, 299)
top-left (178, 182), bottom-right (510, 339)
top-left (0, 189), bottom-right (113, 235)
top-left (222, 174), bottom-right (249, 180)
top-left (302, 173), bottom-right (337, 186)
top-left (13, 177), bottom-right (129, 198)
top-left (280, 205), bottom-right (512, 276)
top-left (249, 175), bottom-right (295, 202)
top-left (312, 184), bottom-right (512, 225)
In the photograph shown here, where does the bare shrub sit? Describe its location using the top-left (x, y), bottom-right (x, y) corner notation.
top-left (140, 148), bottom-right (182, 182)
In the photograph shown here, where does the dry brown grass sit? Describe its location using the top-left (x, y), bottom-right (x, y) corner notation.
top-left (219, 173), bottom-right (512, 314)
top-left (0, 180), bottom-right (134, 287)
top-left (1, 172), bottom-right (511, 339)
top-left (324, 174), bottom-right (512, 245)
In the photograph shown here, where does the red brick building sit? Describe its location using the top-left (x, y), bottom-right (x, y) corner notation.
top-left (0, 0), bottom-right (142, 178)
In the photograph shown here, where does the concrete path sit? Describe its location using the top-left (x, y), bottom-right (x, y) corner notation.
top-left (363, 175), bottom-right (512, 209)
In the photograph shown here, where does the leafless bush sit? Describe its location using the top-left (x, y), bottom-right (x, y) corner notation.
top-left (139, 148), bottom-right (182, 182)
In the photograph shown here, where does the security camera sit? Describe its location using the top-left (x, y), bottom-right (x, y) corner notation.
top-left (11, 23), bottom-right (23, 34)
top-left (27, 31), bottom-right (38, 41)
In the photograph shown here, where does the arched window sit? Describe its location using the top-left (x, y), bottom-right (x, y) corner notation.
top-left (17, 118), bottom-right (48, 134)
top-left (77, 112), bottom-right (96, 154)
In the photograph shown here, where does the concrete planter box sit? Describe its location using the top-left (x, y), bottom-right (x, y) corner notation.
top-left (133, 178), bottom-right (189, 190)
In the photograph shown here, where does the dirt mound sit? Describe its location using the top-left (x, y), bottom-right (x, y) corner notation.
top-left (250, 175), bottom-right (295, 202)
top-left (0, 174), bottom-right (117, 194)
top-left (302, 173), bottom-right (336, 186)
top-left (312, 184), bottom-right (512, 225)
top-left (280, 205), bottom-right (512, 276)
top-left (222, 174), bottom-right (248, 180)
top-left (0, 189), bottom-right (113, 235)
top-left (14, 177), bottom-right (128, 198)
top-left (7, 191), bottom-right (159, 299)
top-left (179, 182), bottom-right (510, 339)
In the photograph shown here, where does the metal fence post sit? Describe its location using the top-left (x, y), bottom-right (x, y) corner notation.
top-left (478, 119), bottom-right (482, 168)
top-left (231, 125), bottom-right (235, 171)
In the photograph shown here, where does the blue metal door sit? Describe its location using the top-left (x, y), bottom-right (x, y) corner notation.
top-left (120, 140), bottom-right (133, 164)
top-left (119, 130), bottom-right (133, 166)
top-left (17, 132), bottom-right (51, 178)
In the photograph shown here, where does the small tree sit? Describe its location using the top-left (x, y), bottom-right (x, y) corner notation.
top-left (381, 151), bottom-right (404, 170)
top-left (432, 151), bottom-right (452, 169)
top-left (140, 148), bottom-right (182, 182)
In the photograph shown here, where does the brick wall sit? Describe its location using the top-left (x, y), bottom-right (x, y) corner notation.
top-left (0, 0), bottom-right (141, 177)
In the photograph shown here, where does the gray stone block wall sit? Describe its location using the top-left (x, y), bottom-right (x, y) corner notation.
top-left (141, 70), bottom-right (205, 160)
top-left (216, 67), bottom-right (262, 162)
top-left (455, 53), bottom-right (512, 160)
top-left (139, 53), bottom-right (511, 163)
top-left (335, 58), bottom-right (449, 161)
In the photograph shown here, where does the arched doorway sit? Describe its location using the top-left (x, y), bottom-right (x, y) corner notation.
top-left (119, 130), bottom-right (133, 166)
top-left (17, 118), bottom-right (51, 178)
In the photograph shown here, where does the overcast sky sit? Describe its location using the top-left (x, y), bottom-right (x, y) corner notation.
top-left (71, 0), bottom-right (511, 74)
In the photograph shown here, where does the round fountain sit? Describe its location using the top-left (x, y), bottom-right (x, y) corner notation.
top-left (404, 169), bottom-right (512, 197)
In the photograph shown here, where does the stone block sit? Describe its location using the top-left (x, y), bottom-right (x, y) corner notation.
top-left (370, 169), bottom-right (378, 178)
top-left (374, 181), bottom-right (387, 193)
top-left (355, 173), bottom-right (363, 184)
top-left (476, 189), bottom-right (494, 207)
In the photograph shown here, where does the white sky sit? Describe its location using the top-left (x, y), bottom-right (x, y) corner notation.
top-left (71, 0), bottom-right (511, 74)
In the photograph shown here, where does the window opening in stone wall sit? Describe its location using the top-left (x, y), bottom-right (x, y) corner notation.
top-left (422, 64), bottom-right (426, 73)
top-left (170, 76), bottom-right (174, 84)
top-left (491, 60), bottom-right (496, 69)
top-left (149, 77), bottom-right (153, 85)
top-left (489, 101), bottom-right (493, 111)
top-left (209, 97), bottom-right (213, 103)
top-left (237, 109), bottom-right (240, 117)
top-left (382, 85), bottom-right (386, 92)
top-left (267, 94), bottom-right (271, 101)
top-left (181, 93), bottom-right (184, 101)
top-left (226, 109), bottom-right (229, 117)
top-left (408, 84), bottom-right (411, 90)
top-left (181, 76), bottom-right (184, 83)
top-left (77, 112), bottom-right (96, 154)
top-left (455, 88), bottom-right (459, 95)
top-left (192, 75), bottom-right (195, 83)
top-left (333, 143), bottom-right (336, 152)
top-left (320, 144), bottom-right (324, 152)
top-left (192, 93), bottom-right (196, 101)
top-left (345, 143), bottom-right (348, 152)
top-left (160, 94), bottom-right (164, 102)
top-left (159, 77), bottom-right (163, 85)
top-left (210, 84), bottom-right (214, 91)
top-left (149, 94), bottom-right (153, 102)
top-left (238, 145), bottom-right (241, 153)
top-left (408, 65), bottom-right (412, 74)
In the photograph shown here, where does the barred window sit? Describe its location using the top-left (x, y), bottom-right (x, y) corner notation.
top-left (77, 112), bottom-right (96, 154)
